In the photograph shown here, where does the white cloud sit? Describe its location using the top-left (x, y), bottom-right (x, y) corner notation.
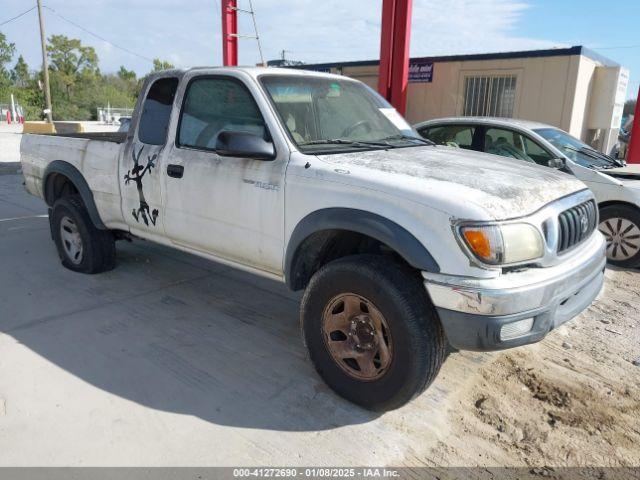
top-left (2, 0), bottom-right (561, 75)
top-left (248, 0), bottom-right (560, 65)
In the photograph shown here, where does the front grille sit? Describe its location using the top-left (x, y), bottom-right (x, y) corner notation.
top-left (557, 200), bottom-right (598, 253)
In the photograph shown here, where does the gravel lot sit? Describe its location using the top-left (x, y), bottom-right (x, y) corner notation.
top-left (0, 131), bottom-right (638, 468)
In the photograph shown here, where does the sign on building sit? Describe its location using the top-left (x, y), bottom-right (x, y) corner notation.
top-left (409, 60), bottom-right (434, 83)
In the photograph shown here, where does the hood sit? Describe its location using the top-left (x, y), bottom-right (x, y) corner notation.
top-left (321, 145), bottom-right (587, 219)
top-left (604, 164), bottom-right (640, 181)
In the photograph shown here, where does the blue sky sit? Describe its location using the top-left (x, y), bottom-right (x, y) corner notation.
top-left (1, 0), bottom-right (638, 98)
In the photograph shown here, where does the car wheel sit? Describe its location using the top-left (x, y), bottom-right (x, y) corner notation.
top-left (598, 204), bottom-right (640, 268)
top-left (51, 195), bottom-right (116, 274)
top-left (300, 255), bottom-right (446, 411)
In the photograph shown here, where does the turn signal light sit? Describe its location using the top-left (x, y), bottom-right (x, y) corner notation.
top-left (463, 229), bottom-right (492, 259)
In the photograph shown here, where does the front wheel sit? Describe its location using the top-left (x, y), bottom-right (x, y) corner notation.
top-left (599, 204), bottom-right (640, 268)
top-left (300, 255), bottom-right (446, 411)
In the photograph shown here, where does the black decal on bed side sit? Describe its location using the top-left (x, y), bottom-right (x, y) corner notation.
top-left (124, 145), bottom-right (159, 226)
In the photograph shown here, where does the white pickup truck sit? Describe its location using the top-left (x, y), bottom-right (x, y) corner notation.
top-left (21, 67), bottom-right (606, 410)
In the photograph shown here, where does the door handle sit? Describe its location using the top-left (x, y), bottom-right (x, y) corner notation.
top-left (167, 164), bottom-right (184, 179)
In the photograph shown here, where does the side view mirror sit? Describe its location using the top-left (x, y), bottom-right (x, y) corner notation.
top-left (215, 131), bottom-right (275, 160)
top-left (547, 158), bottom-right (565, 169)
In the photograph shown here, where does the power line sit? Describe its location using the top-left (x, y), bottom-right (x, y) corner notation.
top-left (0, 6), bottom-right (37, 27)
top-left (42, 5), bottom-right (154, 64)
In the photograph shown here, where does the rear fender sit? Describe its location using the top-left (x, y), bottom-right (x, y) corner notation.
top-left (43, 160), bottom-right (107, 230)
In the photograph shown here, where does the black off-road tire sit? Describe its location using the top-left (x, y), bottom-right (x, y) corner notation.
top-left (51, 194), bottom-right (116, 274)
top-left (301, 255), bottom-right (446, 411)
top-left (599, 204), bottom-right (640, 268)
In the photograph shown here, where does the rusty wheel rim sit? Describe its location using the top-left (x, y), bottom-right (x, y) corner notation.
top-left (321, 293), bottom-right (393, 381)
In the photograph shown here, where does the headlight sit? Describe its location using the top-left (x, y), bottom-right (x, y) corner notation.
top-left (458, 223), bottom-right (544, 265)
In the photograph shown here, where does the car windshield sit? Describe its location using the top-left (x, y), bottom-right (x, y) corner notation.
top-left (260, 75), bottom-right (429, 153)
top-left (534, 127), bottom-right (620, 169)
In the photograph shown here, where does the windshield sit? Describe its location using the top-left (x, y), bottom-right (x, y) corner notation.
top-left (534, 127), bottom-right (619, 169)
top-left (260, 75), bottom-right (428, 153)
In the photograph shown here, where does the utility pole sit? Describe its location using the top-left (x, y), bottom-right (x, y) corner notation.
top-left (36, 0), bottom-right (53, 123)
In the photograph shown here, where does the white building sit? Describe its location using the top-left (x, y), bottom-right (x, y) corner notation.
top-left (296, 46), bottom-right (628, 153)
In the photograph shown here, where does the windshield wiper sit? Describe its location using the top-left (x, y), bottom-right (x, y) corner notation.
top-left (298, 138), bottom-right (393, 148)
top-left (563, 145), bottom-right (624, 169)
top-left (379, 134), bottom-right (435, 146)
top-left (578, 146), bottom-right (625, 168)
top-left (563, 145), bottom-right (622, 168)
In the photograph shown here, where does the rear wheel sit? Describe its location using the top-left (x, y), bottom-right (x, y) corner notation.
top-left (301, 255), bottom-right (446, 411)
top-left (51, 195), bottom-right (116, 274)
top-left (599, 204), bottom-right (640, 268)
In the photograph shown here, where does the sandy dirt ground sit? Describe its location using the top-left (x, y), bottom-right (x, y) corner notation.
top-left (419, 267), bottom-right (640, 469)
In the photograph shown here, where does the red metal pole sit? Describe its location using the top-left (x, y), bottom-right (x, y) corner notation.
top-left (627, 86), bottom-right (640, 164)
top-left (378, 0), bottom-right (396, 101)
top-left (222, 0), bottom-right (238, 66)
top-left (377, 0), bottom-right (412, 116)
top-left (389, 0), bottom-right (412, 116)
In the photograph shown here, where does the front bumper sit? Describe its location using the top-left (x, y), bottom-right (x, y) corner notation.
top-left (423, 232), bottom-right (606, 351)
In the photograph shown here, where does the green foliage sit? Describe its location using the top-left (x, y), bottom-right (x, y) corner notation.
top-left (13, 73), bottom-right (45, 119)
top-left (11, 55), bottom-right (30, 87)
top-left (47, 35), bottom-right (100, 98)
top-left (152, 58), bottom-right (174, 72)
top-left (0, 31), bottom-right (17, 99)
top-left (0, 32), bottom-right (15, 70)
top-left (624, 99), bottom-right (636, 117)
top-left (1, 33), bottom-right (164, 121)
top-left (118, 66), bottom-right (136, 82)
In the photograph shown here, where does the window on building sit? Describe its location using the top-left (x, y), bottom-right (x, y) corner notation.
top-left (178, 77), bottom-right (266, 150)
top-left (138, 77), bottom-right (179, 145)
top-left (419, 125), bottom-right (476, 150)
top-left (463, 75), bottom-right (517, 118)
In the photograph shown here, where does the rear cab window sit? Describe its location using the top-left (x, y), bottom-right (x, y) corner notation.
top-left (138, 77), bottom-right (179, 145)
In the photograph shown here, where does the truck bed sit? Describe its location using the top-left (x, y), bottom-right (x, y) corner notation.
top-left (48, 132), bottom-right (128, 143)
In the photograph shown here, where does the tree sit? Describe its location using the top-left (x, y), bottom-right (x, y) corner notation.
top-left (11, 55), bottom-right (30, 87)
top-left (48, 35), bottom-right (98, 76)
top-left (0, 31), bottom-right (16, 91)
top-left (47, 35), bottom-right (98, 96)
top-left (152, 58), bottom-right (174, 72)
top-left (118, 66), bottom-right (136, 82)
top-left (0, 33), bottom-right (139, 121)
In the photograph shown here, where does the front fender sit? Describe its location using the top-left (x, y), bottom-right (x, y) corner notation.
top-left (284, 208), bottom-right (440, 288)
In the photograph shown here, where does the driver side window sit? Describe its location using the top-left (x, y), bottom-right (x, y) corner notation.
top-left (178, 77), bottom-right (266, 151)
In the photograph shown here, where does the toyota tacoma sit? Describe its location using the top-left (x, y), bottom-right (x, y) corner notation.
top-left (20, 67), bottom-right (606, 410)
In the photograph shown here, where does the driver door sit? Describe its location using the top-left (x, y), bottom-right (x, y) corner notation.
top-left (161, 74), bottom-right (287, 275)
